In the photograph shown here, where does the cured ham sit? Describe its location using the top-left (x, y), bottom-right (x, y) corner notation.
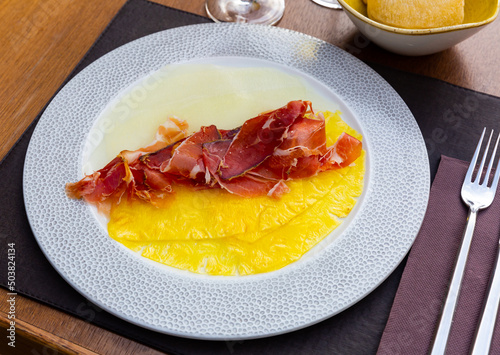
top-left (218, 100), bottom-right (310, 180)
top-left (127, 160), bottom-right (173, 202)
top-left (66, 100), bottom-right (362, 206)
top-left (202, 140), bottom-right (290, 198)
top-left (249, 114), bottom-right (327, 181)
top-left (321, 132), bottom-right (363, 170)
top-left (66, 156), bottom-right (129, 203)
top-left (161, 125), bottom-right (220, 183)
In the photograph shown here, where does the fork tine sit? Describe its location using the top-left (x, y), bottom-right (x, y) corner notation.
top-left (489, 135), bottom-right (500, 190)
top-left (476, 129), bottom-right (493, 184)
top-left (484, 131), bottom-right (500, 187)
top-left (466, 128), bottom-right (486, 183)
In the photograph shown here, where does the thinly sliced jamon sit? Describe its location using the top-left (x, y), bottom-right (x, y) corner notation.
top-left (202, 139), bottom-right (232, 179)
top-left (249, 115), bottom-right (327, 181)
top-left (279, 115), bottom-right (326, 151)
top-left (220, 127), bottom-right (241, 140)
top-left (161, 125), bottom-right (220, 183)
top-left (203, 140), bottom-right (289, 198)
top-left (218, 100), bottom-right (310, 180)
top-left (141, 140), bottom-right (182, 170)
top-left (66, 100), bottom-right (362, 206)
top-left (66, 117), bottom-right (189, 206)
top-left (127, 161), bottom-right (173, 204)
top-left (321, 132), bottom-right (363, 170)
top-left (65, 156), bottom-right (130, 203)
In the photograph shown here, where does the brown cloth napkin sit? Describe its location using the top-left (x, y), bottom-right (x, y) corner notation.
top-left (378, 155), bottom-right (500, 354)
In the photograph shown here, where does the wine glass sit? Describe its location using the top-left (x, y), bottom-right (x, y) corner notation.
top-left (311, 0), bottom-right (342, 10)
top-left (205, 0), bottom-right (285, 25)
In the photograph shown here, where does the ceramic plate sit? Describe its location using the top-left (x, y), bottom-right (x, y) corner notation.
top-left (24, 23), bottom-right (429, 340)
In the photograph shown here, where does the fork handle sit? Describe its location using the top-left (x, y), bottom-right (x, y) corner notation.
top-left (470, 240), bottom-right (500, 355)
top-left (430, 208), bottom-right (478, 355)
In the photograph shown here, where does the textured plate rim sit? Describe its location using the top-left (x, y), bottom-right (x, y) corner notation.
top-left (23, 23), bottom-right (430, 340)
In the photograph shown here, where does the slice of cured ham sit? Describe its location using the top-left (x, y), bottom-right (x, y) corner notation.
top-left (127, 160), bottom-right (173, 201)
top-left (66, 101), bottom-right (362, 207)
top-left (202, 140), bottom-right (290, 198)
top-left (218, 100), bottom-right (310, 180)
top-left (321, 132), bottom-right (363, 170)
top-left (249, 114), bottom-right (327, 181)
top-left (65, 156), bottom-right (129, 203)
top-left (161, 125), bottom-right (220, 183)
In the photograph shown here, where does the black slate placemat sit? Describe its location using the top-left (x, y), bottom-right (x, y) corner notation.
top-left (2, 0), bottom-right (500, 353)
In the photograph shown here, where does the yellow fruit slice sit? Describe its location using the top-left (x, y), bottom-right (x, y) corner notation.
top-left (108, 111), bottom-right (365, 276)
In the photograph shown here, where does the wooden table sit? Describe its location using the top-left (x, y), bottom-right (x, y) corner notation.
top-left (1, 0), bottom-right (499, 353)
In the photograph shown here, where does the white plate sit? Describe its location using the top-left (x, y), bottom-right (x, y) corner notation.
top-left (23, 23), bottom-right (429, 340)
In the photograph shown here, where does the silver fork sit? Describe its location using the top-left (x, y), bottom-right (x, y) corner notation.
top-left (430, 128), bottom-right (500, 355)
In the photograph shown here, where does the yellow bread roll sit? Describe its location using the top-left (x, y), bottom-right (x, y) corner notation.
top-left (367, 0), bottom-right (464, 29)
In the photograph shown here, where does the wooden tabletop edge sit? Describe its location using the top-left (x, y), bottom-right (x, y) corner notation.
top-left (0, 307), bottom-right (99, 355)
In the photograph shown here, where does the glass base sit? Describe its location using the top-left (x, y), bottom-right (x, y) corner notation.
top-left (205, 0), bottom-right (285, 25)
top-left (311, 0), bottom-right (342, 10)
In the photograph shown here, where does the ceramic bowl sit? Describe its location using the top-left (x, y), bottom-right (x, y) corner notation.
top-left (337, 0), bottom-right (499, 56)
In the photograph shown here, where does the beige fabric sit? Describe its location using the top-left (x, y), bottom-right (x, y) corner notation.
top-left (367, 0), bottom-right (464, 29)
